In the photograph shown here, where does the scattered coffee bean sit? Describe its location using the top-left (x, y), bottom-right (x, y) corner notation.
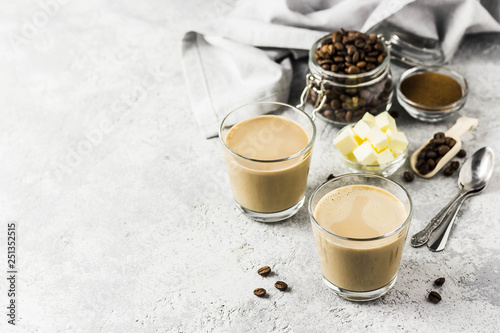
top-left (389, 110), bottom-right (399, 118)
top-left (257, 266), bottom-right (271, 277)
top-left (275, 281), bottom-right (288, 291)
top-left (457, 149), bottom-right (467, 158)
top-left (312, 28), bottom-right (392, 123)
top-left (444, 166), bottom-right (455, 176)
top-left (254, 288), bottom-right (266, 297)
top-left (450, 161), bottom-right (460, 170)
top-left (428, 291), bottom-right (442, 304)
top-left (434, 277), bottom-right (446, 286)
top-left (327, 174), bottom-right (335, 181)
top-left (403, 171), bottom-right (415, 182)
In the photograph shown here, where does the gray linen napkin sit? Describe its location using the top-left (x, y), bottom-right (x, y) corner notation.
top-left (182, 0), bottom-right (500, 139)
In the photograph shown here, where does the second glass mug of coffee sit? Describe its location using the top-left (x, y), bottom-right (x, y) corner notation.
top-left (219, 102), bottom-right (316, 222)
top-left (308, 174), bottom-right (413, 301)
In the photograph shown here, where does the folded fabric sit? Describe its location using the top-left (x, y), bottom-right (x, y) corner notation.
top-left (182, 0), bottom-right (500, 139)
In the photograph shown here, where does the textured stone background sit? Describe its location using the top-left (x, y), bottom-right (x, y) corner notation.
top-left (1, 0), bottom-right (499, 332)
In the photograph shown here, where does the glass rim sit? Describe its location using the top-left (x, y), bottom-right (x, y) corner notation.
top-left (307, 173), bottom-right (413, 242)
top-left (218, 102), bottom-right (317, 163)
top-left (397, 66), bottom-right (469, 111)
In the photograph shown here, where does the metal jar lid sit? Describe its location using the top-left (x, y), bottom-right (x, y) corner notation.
top-left (367, 21), bottom-right (445, 67)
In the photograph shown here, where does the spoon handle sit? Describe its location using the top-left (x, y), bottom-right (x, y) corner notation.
top-left (427, 194), bottom-right (469, 251)
top-left (410, 191), bottom-right (466, 247)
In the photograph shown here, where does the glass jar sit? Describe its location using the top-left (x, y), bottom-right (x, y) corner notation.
top-left (299, 35), bottom-right (394, 125)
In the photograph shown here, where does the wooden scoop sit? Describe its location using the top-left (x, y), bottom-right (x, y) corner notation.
top-left (410, 117), bottom-right (479, 178)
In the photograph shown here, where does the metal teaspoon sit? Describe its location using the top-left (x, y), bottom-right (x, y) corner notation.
top-left (410, 147), bottom-right (494, 248)
top-left (427, 147), bottom-right (494, 251)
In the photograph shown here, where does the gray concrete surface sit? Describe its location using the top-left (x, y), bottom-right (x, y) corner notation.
top-left (1, 1), bottom-right (499, 332)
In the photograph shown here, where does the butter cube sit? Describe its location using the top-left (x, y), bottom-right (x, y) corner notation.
top-left (366, 127), bottom-right (389, 152)
top-left (333, 127), bottom-right (360, 155)
top-left (391, 149), bottom-right (404, 158)
top-left (353, 120), bottom-right (373, 140)
top-left (375, 112), bottom-right (397, 132)
top-left (377, 149), bottom-right (395, 165)
top-left (353, 141), bottom-right (378, 165)
top-left (346, 153), bottom-right (358, 162)
top-left (361, 112), bottom-right (376, 126)
top-left (387, 129), bottom-right (409, 151)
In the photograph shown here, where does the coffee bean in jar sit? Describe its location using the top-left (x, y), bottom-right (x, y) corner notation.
top-left (305, 28), bottom-right (393, 125)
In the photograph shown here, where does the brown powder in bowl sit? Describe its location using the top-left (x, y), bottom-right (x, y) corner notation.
top-left (400, 72), bottom-right (463, 108)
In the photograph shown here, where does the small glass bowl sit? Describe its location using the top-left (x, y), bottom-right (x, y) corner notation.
top-left (397, 66), bottom-right (468, 122)
top-left (334, 125), bottom-right (408, 177)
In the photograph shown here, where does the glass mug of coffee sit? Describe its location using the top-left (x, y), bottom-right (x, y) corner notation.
top-left (219, 102), bottom-right (316, 222)
top-left (308, 174), bottom-right (413, 301)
